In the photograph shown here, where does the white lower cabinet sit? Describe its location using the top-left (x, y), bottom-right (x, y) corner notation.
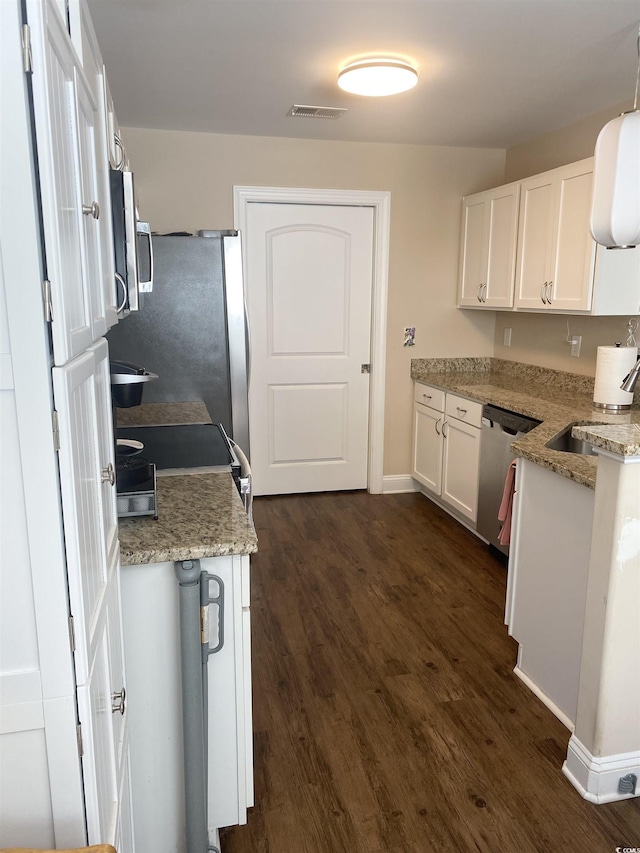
top-left (506, 459), bottom-right (595, 728)
top-left (411, 382), bottom-right (482, 524)
top-left (121, 553), bottom-right (252, 853)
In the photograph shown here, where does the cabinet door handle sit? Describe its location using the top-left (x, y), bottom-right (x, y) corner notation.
top-left (477, 284), bottom-right (483, 303)
top-left (101, 462), bottom-right (115, 486)
top-left (456, 407), bottom-right (467, 416)
top-left (546, 281), bottom-right (553, 304)
top-left (111, 687), bottom-right (126, 715)
top-left (422, 393), bottom-right (432, 401)
top-left (82, 201), bottom-right (100, 220)
top-left (482, 283), bottom-right (488, 303)
top-left (115, 272), bottom-right (127, 313)
top-left (442, 420), bottom-right (448, 438)
top-left (435, 416), bottom-right (442, 435)
top-left (540, 281), bottom-right (548, 304)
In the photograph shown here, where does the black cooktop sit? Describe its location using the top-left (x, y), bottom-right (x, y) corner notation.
top-left (116, 422), bottom-right (237, 472)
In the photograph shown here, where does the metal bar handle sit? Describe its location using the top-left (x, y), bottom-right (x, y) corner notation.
top-left (201, 572), bottom-right (225, 656)
top-left (435, 415), bottom-right (442, 435)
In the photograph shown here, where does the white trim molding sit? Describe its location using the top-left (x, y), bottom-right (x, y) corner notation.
top-left (233, 186), bottom-right (390, 495)
top-left (513, 665), bottom-right (575, 733)
top-left (382, 475), bottom-right (421, 494)
top-left (563, 736), bottom-right (640, 804)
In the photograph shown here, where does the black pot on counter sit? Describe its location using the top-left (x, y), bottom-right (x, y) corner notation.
top-left (110, 360), bottom-right (158, 408)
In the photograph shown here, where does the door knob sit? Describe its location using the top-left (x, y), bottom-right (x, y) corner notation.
top-left (82, 201), bottom-right (100, 220)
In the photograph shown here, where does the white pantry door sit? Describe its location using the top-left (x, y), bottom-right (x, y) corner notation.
top-left (246, 203), bottom-right (374, 495)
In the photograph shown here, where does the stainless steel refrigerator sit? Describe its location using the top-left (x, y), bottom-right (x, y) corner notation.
top-left (107, 230), bottom-right (250, 456)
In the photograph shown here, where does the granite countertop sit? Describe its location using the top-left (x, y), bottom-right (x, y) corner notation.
top-left (572, 423), bottom-right (640, 457)
top-left (411, 358), bottom-right (640, 489)
top-left (117, 401), bottom-right (257, 565)
top-left (118, 472), bottom-right (258, 565)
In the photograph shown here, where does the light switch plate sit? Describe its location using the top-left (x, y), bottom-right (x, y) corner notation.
top-left (570, 336), bottom-right (582, 357)
top-left (503, 328), bottom-right (512, 347)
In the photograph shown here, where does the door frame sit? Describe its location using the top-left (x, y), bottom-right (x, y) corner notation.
top-left (234, 186), bottom-right (390, 494)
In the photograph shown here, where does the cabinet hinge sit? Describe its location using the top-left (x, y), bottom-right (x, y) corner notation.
top-left (22, 24), bottom-right (33, 74)
top-left (42, 279), bottom-right (53, 322)
top-left (68, 616), bottom-right (76, 652)
top-left (52, 410), bottom-right (60, 451)
top-left (76, 724), bottom-right (84, 757)
top-left (42, 278), bottom-right (53, 323)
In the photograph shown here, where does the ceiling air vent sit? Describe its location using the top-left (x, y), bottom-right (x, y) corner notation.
top-left (288, 104), bottom-right (347, 119)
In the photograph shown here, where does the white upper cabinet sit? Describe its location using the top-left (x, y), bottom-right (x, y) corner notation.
top-left (28, 0), bottom-right (118, 366)
top-left (75, 2), bottom-right (119, 328)
top-left (459, 157), bottom-right (640, 315)
top-left (515, 159), bottom-right (596, 311)
top-left (458, 183), bottom-right (520, 308)
top-left (29, 0), bottom-right (93, 364)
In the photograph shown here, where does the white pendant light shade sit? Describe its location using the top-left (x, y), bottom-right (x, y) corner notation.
top-left (338, 59), bottom-right (418, 97)
top-left (590, 110), bottom-right (640, 249)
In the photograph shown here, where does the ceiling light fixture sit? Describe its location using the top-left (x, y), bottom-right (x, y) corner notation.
top-left (590, 26), bottom-right (640, 249)
top-left (337, 58), bottom-right (418, 97)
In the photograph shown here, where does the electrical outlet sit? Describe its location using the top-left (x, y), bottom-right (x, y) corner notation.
top-left (570, 336), bottom-right (582, 358)
top-left (503, 328), bottom-right (512, 347)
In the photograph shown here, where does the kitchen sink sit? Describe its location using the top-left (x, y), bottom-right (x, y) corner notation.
top-left (545, 425), bottom-right (596, 456)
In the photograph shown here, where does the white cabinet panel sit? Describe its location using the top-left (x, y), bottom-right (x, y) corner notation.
top-left (508, 459), bottom-right (594, 727)
top-left (458, 183), bottom-right (519, 308)
top-left (122, 553), bottom-right (253, 850)
top-left (28, 0), bottom-right (93, 365)
top-left (514, 171), bottom-right (556, 309)
top-left (411, 402), bottom-right (444, 494)
top-left (205, 555), bottom-right (252, 830)
top-left (412, 385), bottom-right (481, 524)
top-left (28, 0), bottom-right (117, 364)
top-left (442, 416), bottom-right (481, 522)
top-left (74, 66), bottom-right (108, 341)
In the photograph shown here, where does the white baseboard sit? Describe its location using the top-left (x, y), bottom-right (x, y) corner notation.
top-left (382, 475), bottom-right (421, 494)
top-left (513, 665), bottom-right (575, 732)
top-left (563, 735), bottom-right (640, 803)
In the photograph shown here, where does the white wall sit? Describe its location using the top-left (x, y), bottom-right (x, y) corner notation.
top-left (121, 127), bottom-right (505, 475)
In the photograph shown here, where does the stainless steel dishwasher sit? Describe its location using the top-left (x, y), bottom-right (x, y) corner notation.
top-left (477, 404), bottom-right (541, 557)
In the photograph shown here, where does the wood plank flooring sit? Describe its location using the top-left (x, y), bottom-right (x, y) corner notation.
top-left (221, 491), bottom-right (640, 853)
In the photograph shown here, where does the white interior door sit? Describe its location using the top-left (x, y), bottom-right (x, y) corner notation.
top-left (245, 202), bottom-right (374, 495)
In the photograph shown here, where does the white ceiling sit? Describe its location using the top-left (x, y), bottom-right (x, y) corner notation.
top-left (87, 0), bottom-right (640, 149)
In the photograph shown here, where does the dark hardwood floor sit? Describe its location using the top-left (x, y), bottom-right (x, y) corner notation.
top-left (221, 491), bottom-right (640, 853)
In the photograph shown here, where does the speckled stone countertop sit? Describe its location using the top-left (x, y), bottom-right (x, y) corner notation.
top-left (117, 401), bottom-right (211, 426)
top-left (116, 401), bottom-right (257, 565)
top-left (118, 472), bottom-right (258, 565)
top-left (411, 358), bottom-right (640, 489)
top-left (572, 423), bottom-right (640, 457)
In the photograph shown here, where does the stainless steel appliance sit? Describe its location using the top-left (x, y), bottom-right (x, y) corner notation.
top-left (116, 421), bottom-right (252, 516)
top-left (109, 169), bottom-right (153, 314)
top-left (107, 231), bottom-right (250, 457)
top-left (477, 404), bottom-right (541, 556)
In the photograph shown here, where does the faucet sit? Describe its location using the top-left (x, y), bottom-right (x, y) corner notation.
top-left (620, 354), bottom-right (640, 393)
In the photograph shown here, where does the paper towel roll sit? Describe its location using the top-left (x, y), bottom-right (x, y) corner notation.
top-left (593, 345), bottom-right (638, 409)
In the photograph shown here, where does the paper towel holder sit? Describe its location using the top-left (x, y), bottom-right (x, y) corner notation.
top-left (593, 342), bottom-right (638, 412)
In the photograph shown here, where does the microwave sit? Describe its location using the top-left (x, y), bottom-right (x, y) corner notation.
top-left (109, 169), bottom-right (153, 314)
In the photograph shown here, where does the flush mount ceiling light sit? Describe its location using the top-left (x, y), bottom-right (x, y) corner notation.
top-left (337, 58), bottom-right (418, 97)
top-left (590, 26), bottom-right (640, 249)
